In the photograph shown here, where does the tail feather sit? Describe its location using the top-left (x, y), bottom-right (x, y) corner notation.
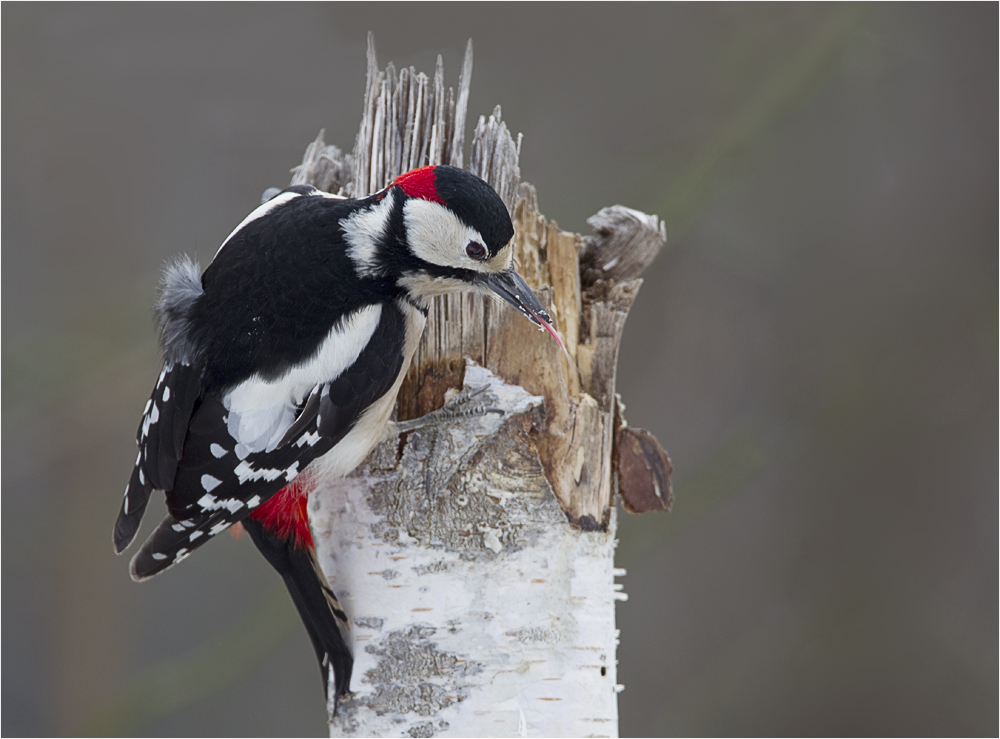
top-left (282, 562), bottom-right (352, 701)
top-left (242, 516), bottom-right (353, 708)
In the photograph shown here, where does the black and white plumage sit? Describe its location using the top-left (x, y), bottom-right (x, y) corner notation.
top-left (114, 165), bottom-right (565, 708)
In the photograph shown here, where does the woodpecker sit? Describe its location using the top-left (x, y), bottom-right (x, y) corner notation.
top-left (114, 165), bottom-right (565, 708)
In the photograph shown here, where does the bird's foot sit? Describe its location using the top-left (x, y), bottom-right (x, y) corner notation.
top-left (386, 386), bottom-right (505, 499)
top-left (394, 385), bottom-right (504, 435)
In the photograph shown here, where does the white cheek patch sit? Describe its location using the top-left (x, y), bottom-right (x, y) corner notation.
top-left (403, 199), bottom-right (488, 270)
top-left (342, 190), bottom-right (396, 278)
top-left (492, 242), bottom-right (514, 272)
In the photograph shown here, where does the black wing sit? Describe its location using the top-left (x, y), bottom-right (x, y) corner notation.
top-left (128, 302), bottom-right (408, 580)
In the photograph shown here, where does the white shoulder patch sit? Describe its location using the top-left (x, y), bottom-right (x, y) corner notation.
top-left (341, 189), bottom-right (396, 278)
top-left (222, 304), bottom-right (384, 453)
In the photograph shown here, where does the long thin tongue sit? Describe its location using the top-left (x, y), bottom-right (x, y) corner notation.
top-left (524, 306), bottom-right (573, 365)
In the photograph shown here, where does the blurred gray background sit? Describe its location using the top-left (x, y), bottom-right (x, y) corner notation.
top-left (3, 3), bottom-right (996, 736)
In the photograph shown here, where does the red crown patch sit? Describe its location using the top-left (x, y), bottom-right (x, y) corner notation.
top-left (391, 166), bottom-right (445, 204)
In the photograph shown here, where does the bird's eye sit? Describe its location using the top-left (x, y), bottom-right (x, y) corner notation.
top-left (466, 241), bottom-right (487, 261)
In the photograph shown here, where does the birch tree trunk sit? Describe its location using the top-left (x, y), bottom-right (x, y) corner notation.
top-left (289, 36), bottom-right (669, 738)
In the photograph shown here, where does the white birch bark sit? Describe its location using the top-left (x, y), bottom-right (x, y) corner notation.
top-left (288, 35), bottom-right (667, 738)
top-left (311, 364), bottom-right (620, 738)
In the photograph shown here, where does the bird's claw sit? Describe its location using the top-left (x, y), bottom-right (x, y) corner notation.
top-left (394, 385), bottom-right (504, 434)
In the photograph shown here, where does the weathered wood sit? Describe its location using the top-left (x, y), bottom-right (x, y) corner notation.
top-left (289, 129), bottom-right (351, 195)
top-left (289, 35), bottom-right (668, 737)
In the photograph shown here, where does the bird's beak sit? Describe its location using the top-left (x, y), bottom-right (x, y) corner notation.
top-left (480, 269), bottom-right (570, 360)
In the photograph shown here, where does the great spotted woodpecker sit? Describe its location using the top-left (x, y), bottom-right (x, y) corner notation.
top-left (114, 165), bottom-right (565, 708)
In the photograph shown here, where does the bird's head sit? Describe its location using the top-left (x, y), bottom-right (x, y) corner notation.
top-left (351, 165), bottom-right (567, 353)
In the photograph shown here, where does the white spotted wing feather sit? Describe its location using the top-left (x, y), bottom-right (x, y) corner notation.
top-left (123, 302), bottom-right (409, 581)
